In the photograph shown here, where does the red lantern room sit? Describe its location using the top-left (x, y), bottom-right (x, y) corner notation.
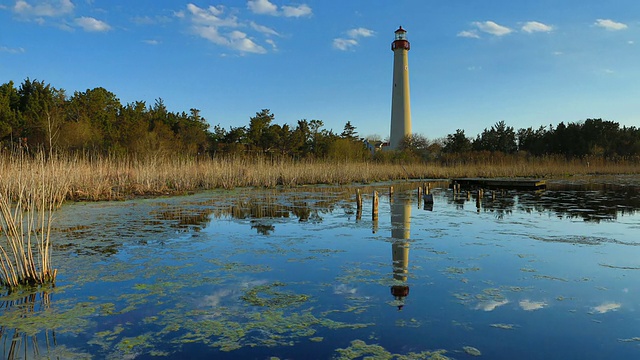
top-left (392, 26), bottom-right (410, 51)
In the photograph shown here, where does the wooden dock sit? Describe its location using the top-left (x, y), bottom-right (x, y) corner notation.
top-left (450, 178), bottom-right (546, 190)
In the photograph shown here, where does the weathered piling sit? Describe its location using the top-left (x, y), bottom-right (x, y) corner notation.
top-left (356, 189), bottom-right (363, 221)
top-left (372, 190), bottom-right (379, 233)
top-left (372, 191), bottom-right (379, 221)
top-left (389, 186), bottom-right (394, 196)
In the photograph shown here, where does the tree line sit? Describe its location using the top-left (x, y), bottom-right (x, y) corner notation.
top-left (1, 78), bottom-right (639, 161)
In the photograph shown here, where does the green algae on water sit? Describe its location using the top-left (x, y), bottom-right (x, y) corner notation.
top-left (334, 339), bottom-right (451, 360)
top-left (241, 282), bottom-right (309, 308)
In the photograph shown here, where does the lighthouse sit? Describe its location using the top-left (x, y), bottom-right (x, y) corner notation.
top-left (389, 26), bottom-right (412, 150)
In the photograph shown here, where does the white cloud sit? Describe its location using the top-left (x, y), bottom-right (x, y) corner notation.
top-left (457, 30), bottom-right (480, 39)
top-left (185, 4), bottom-right (266, 54)
top-left (346, 27), bottom-right (374, 38)
top-left (75, 16), bottom-right (110, 32)
top-left (333, 27), bottom-right (374, 51)
top-left (628, 40), bottom-right (635, 45)
top-left (248, 0), bottom-right (312, 18)
top-left (522, 21), bottom-right (553, 33)
top-left (250, 21), bottom-right (279, 37)
top-left (184, 2), bottom-right (312, 54)
top-left (247, 0), bottom-right (278, 15)
top-left (143, 39), bottom-right (160, 45)
top-left (282, 4), bottom-right (312, 18)
top-left (595, 19), bottom-right (627, 31)
top-left (229, 30), bottom-right (267, 53)
top-left (472, 21), bottom-right (513, 36)
top-left (0, 46), bottom-right (26, 54)
top-left (13, 0), bottom-right (74, 17)
top-left (265, 38), bottom-right (277, 50)
top-left (187, 3), bottom-right (238, 28)
top-left (333, 38), bottom-right (357, 51)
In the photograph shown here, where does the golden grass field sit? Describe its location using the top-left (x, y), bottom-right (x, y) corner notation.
top-left (2, 152), bottom-right (639, 202)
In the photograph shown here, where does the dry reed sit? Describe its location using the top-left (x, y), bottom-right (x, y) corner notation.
top-left (0, 153), bottom-right (68, 288)
top-left (1, 152), bottom-right (639, 202)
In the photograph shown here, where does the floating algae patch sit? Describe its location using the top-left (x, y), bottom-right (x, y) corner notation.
top-left (157, 305), bottom-right (373, 352)
top-left (116, 332), bottom-right (155, 355)
top-left (533, 274), bottom-right (568, 282)
top-left (0, 300), bottom-right (98, 336)
top-left (208, 259), bottom-right (272, 274)
top-left (395, 318), bottom-right (422, 328)
top-left (334, 339), bottom-right (451, 360)
top-left (335, 265), bottom-right (381, 284)
top-left (599, 263), bottom-right (640, 270)
top-left (241, 282), bottom-right (309, 308)
top-left (321, 304), bottom-right (371, 316)
top-left (444, 266), bottom-right (481, 275)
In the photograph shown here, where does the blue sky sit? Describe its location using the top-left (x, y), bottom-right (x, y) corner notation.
top-left (1, 0), bottom-right (639, 140)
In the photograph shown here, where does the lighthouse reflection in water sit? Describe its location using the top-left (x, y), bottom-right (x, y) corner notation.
top-left (390, 194), bottom-right (413, 310)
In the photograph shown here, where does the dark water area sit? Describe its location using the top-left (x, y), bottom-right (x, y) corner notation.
top-left (2, 177), bottom-right (640, 359)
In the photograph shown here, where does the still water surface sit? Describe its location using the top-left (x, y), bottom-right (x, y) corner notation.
top-left (1, 178), bottom-right (640, 359)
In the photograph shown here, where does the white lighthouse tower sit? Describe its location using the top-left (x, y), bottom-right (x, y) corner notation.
top-left (389, 26), bottom-right (412, 150)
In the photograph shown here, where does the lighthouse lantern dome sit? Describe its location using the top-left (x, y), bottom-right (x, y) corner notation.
top-left (394, 26), bottom-right (407, 40)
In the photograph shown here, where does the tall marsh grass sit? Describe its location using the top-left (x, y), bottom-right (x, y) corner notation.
top-left (1, 152), bottom-right (639, 203)
top-left (0, 153), bottom-right (68, 288)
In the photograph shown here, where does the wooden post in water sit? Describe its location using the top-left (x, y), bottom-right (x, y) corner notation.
top-left (356, 189), bottom-right (363, 221)
top-left (372, 190), bottom-right (379, 233)
top-left (389, 186), bottom-right (394, 196)
top-left (372, 191), bottom-right (379, 221)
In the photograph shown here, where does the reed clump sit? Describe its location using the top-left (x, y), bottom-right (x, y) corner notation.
top-left (0, 153), bottom-right (69, 288)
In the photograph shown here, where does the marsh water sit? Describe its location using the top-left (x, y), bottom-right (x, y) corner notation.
top-left (2, 177), bottom-right (640, 359)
